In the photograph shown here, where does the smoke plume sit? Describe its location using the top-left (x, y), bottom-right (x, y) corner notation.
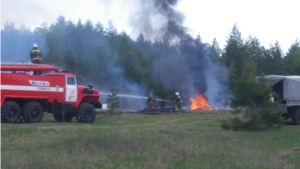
top-left (128, 0), bottom-right (231, 108)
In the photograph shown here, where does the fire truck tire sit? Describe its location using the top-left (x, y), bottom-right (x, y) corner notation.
top-left (53, 113), bottom-right (63, 122)
top-left (291, 108), bottom-right (300, 125)
top-left (64, 113), bottom-right (73, 122)
top-left (77, 103), bottom-right (96, 123)
top-left (1, 101), bottom-right (21, 123)
top-left (53, 113), bottom-right (73, 122)
top-left (22, 102), bottom-right (44, 123)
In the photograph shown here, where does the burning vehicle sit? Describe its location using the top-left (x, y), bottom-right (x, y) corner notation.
top-left (139, 92), bottom-right (186, 114)
top-left (139, 91), bottom-right (213, 114)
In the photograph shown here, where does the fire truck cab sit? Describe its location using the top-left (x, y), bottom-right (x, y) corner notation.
top-left (1, 63), bottom-right (101, 123)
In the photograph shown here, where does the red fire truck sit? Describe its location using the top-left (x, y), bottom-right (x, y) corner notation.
top-left (1, 63), bottom-right (102, 123)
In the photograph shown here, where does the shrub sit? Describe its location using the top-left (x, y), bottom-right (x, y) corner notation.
top-left (225, 57), bottom-right (284, 131)
top-left (258, 102), bottom-right (284, 128)
top-left (106, 87), bottom-right (122, 115)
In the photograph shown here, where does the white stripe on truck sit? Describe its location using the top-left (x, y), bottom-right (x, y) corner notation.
top-left (1, 85), bottom-right (64, 92)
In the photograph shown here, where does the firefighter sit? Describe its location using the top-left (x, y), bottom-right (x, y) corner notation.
top-left (172, 92), bottom-right (183, 110)
top-left (30, 43), bottom-right (42, 64)
top-left (177, 96), bottom-right (183, 110)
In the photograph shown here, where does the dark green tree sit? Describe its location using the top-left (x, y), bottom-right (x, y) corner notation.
top-left (44, 15), bottom-right (69, 66)
top-left (106, 87), bottom-right (121, 115)
top-left (267, 41), bottom-right (285, 74)
top-left (221, 24), bottom-right (248, 88)
top-left (207, 38), bottom-right (222, 63)
top-left (225, 56), bottom-right (283, 130)
top-left (231, 57), bottom-right (270, 112)
top-left (284, 39), bottom-right (300, 75)
top-left (245, 36), bottom-right (266, 75)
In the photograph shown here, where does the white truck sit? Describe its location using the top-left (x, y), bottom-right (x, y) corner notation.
top-left (264, 75), bottom-right (300, 125)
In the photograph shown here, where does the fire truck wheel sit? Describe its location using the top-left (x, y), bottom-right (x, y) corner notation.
top-left (291, 108), bottom-right (300, 125)
top-left (1, 101), bottom-right (21, 123)
top-left (53, 113), bottom-right (73, 122)
top-left (65, 113), bottom-right (73, 122)
top-left (22, 102), bottom-right (44, 123)
top-left (53, 113), bottom-right (63, 122)
top-left (77, 103), bottom-right (96, 123)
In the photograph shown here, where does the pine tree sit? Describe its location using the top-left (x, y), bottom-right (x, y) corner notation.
top-left (231, 57), bottom-right (270, 110)
top-left (106, 87), bottom-right (121, 115)
top-left (207, 38), bottom-right (222, 63)
top-left (224, 56), bottom-right (283, 130)
top-left (268, 41), bottom-right (285, 74)
top-left (245, 36), bottom-right (265, 75)
top-left (221, 24), bottom-right (247, 85)
top-left (284, 39), bottom-right (300, 75)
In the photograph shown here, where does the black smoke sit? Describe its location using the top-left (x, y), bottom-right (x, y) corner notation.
top-left (129, 0), bottom-right (230, 108)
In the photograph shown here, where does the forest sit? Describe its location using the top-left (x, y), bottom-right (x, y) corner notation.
top-left (1, 16), bottom-right (300, 109)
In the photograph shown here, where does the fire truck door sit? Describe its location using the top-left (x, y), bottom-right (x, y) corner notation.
top-left (65, 76), bottom-right (78, 102)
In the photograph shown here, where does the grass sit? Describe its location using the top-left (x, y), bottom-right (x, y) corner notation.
top-left (1, 110), bottom-right (300, 169)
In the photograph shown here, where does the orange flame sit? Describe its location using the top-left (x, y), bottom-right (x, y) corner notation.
top-left (190, 94), bottom-right (212, 110)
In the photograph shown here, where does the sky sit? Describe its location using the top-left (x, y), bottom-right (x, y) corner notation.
top-left (1, 0), bottom-right (299, 54)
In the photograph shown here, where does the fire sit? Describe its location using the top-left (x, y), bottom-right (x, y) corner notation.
top-left (190, 94), bottom-right (212, 110)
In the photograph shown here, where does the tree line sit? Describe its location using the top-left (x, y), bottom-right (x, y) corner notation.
top-left (1, 16), bottom-right (300, 102)
top-left (218, 25), bottom-right (300, 85)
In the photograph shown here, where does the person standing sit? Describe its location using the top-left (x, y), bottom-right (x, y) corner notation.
top-left (172, 92), bottom-right (183, 110)
top-left (30, 43), bottom-right (42, 64)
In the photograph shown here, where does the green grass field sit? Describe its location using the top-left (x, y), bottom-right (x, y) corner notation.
top-left (1, 110), bottom-right (300, 169)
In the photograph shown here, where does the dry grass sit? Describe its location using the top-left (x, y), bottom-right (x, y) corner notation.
top-left (1, 110), bottom-right (300, 169)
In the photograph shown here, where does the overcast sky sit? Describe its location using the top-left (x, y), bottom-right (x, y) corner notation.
top-left (1, 0), bottom-right (299, 54)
